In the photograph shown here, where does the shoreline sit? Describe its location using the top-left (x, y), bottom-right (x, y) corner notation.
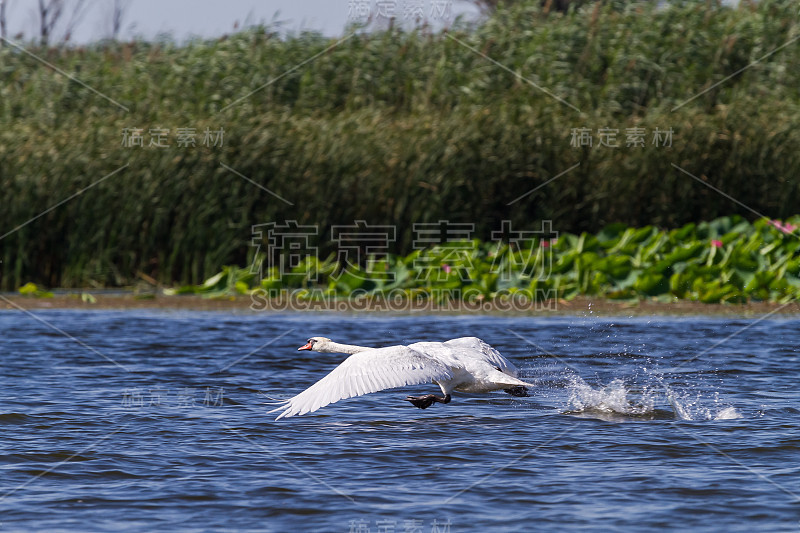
top-left (2, 293), bottom-right (798, 317)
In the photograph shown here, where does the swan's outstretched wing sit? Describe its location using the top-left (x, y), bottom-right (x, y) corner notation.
top-left (270, 346), bottom-right (454, 420)
top-left (443, 337), bottom-right (518, 375)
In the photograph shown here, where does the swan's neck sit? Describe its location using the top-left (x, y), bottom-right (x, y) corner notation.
top-left (321, 342), bottom-right (371, 355)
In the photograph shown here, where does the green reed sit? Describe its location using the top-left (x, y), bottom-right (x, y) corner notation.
top-left (0, 0), bottom-right (798, 289)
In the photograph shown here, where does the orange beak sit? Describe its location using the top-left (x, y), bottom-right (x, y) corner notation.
top-left (297, 341), bottom-right (313, 351)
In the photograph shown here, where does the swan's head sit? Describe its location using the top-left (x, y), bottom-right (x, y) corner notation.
top-left (297, 337), bottom-right (331, 352)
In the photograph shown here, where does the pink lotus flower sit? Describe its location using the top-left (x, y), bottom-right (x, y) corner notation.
top-left (442, 264), bottom-right (452, 274)
top-left (711, 240), bottom-right (723, 248)
top-left (769, 219), bottom-right (797, 234)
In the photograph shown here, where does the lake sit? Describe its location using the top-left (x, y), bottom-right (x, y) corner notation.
top-left (1, 310), bottom-right (798, 531)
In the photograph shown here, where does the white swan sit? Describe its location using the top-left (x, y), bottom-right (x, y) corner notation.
top-left (269, 336), bottom-right (534, 420)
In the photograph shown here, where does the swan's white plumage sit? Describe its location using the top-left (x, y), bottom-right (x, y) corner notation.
top-left (270, 345), bottom-right (454, 420)
top-left (444, 337), bottom-right (518, 375)
top-left (270, 336), bottom-right (532, 419)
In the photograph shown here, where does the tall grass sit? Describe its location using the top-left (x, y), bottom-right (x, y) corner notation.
top-left (1, 0), bottom-right (798, 288)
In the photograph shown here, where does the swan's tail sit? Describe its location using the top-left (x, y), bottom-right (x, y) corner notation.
top-left (494, 374), bottom-right (536, 389)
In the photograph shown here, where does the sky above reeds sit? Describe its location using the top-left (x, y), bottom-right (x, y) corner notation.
top-left (2, 0), bottom-right (481, 43)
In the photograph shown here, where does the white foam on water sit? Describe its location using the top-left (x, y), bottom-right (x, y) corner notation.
top-left (562, 374), bottom-right (742, 421)
top-left (660, 381), bottom-right (742, 421)
top-left (714, 406), bottom-right (743, 420)
top-left (566, 377), bottom-right (655, 416)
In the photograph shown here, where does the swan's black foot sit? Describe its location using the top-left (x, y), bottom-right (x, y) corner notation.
top-left (504, 386), bottom-right (529, 397)
top-left (406, 395), bottom-right (436, 409)
top-left (405, 394), bottom-right (451, 409)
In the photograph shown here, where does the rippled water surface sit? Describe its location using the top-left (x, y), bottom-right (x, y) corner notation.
top-left (1, 310), bottom-right (798, 532)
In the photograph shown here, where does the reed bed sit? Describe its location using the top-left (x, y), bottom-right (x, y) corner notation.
top-left (1, 0), bottom-right (798, 289)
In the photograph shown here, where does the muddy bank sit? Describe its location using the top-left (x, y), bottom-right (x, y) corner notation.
top-left (2, 293), bottom-right (798, 317)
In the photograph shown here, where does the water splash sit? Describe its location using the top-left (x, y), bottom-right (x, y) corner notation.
top-left (714, 406), bottom-right (743, 420)
top-left (660, 380), bottom-right (743, 421)
top-left (566, 377), bottom-right (656, 418)
top-left (563, 375), bottom-right (742, 421)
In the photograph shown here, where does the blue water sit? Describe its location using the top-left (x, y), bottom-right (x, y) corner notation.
top-left (1, 310), bottom-right (798, 532)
